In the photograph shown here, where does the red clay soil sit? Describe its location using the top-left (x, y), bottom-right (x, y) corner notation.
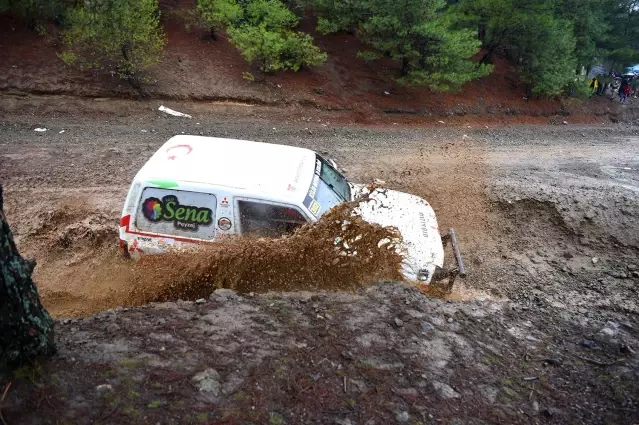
top-left (0, 8), bottom-right (625, 125)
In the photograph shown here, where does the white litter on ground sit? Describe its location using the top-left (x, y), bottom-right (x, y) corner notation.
top-left (34, 128), bottom-right (47, 132)
top-left (158, 105), bottom-right (192, 119)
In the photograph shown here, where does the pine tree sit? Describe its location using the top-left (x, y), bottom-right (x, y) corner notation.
top-left (513, 14), bottom-right (577, 96)
top-left (602, 0), bottom-right (639, 71)
top-left (456, 0), bottom-right (578, 96)
top-left (553, 0), bottom-right (610, 72)
top-left (315, 0), bottom-right (492, 91)
top-left (0, 0), bottom-right (62, 24)
top-left (60, 0), bottom-right (167, 89)
top-left (197, 0), bottom-right (244, 39)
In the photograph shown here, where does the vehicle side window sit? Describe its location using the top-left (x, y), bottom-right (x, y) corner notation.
top-left (237, 200), bottom-right (307, 238)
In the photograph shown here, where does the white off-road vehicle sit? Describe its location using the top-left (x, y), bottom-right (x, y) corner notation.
top-left (119, 135), bottom-right (465, 286)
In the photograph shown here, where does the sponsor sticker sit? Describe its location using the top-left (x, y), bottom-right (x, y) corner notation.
top-left (309, 200), bottom-right (321, 216)
top-left (304, 158), bottom-right (323, 215)
top-left (293, 157), bottom-right (306, 184)
top-left (217, 217), bottom-right (232, 231)
top-left (142, 195), bottom-right (213, 231)
top-left (128, 239), bottom-right (143, 253)
top-left (308, 174), bottom-right (319, 198)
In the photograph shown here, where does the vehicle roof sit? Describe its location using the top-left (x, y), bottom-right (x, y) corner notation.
top-left (135, 135), bottom-right (317, 204)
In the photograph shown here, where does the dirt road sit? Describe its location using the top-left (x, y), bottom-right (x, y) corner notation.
top-left (1, 95), bottom-right (638, 314)
top-left (1, 96), bottom-right (638, 424)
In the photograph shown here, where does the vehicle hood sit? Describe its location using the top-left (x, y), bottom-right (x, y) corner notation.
top-left (351, 184), bottom-right (444, 283)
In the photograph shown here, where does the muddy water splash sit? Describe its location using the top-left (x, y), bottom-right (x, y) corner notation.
top-left (126, 203), bottom-right (403, 305)
top-left (38, 203), bottom-right (403, 317)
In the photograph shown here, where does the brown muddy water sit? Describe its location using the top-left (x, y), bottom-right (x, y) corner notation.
top-left (37, 204), bottom-right (408, 317)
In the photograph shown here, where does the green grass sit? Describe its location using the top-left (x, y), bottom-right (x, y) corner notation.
top-left (147, 400), bottom-right (162, 408)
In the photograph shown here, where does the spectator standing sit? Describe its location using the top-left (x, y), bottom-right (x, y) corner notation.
top-left (589, 76), bottom-right (599, 97)
top-left (619, 80), bottom-right (628, 103)
top-left (622, 81), bottom-right (631, 103)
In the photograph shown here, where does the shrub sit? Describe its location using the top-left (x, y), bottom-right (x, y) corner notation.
top-left (60, 0), bottom-right (166, 88)
top-left (199, 0), bottom-right (327, 73)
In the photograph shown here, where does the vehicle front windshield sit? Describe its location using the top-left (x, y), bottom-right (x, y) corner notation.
top-left (303, 155), bottom-right (351, 218)
top-left (318, 155), bottom-right (351, 202)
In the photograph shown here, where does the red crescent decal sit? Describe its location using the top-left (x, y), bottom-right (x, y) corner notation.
top-left (166, 144), bottom-right (193, 160)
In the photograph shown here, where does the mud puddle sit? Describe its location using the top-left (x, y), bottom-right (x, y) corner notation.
top-left (7, 136), bottom-right (500, 318)
top-left (32, 198), bottom-right (498, 318)
top-left (36, 203), bottom-right (410, 317)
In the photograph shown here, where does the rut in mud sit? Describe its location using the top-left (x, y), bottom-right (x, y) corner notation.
top-left (34, 202), bottom-right (406, 317)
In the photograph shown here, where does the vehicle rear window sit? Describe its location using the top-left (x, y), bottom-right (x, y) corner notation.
top-left (136, 187), bottom-right (217, 240)
top-left (237, 200), bottom-right (306, 238)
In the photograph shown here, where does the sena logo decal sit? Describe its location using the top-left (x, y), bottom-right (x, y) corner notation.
top-left (142, 195), bottom-right (213, 231)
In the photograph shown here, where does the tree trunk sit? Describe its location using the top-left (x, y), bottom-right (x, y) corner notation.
top-left (0, 185), bottom-right (55, 371)
top-left (210, 27), bottom-right (217, 41)
top-left (478, 24), bottom-right (486, 42)
top-left (401, 57), bottom-right (410, 76)
top-left (524, 84), bottom-right (533, 100)
top-left (121, 43), bottom-right (131, 62)
top-left (480, 45), bottom-right (497, 65)
top-left (127, 73), bottom-right (142, 91)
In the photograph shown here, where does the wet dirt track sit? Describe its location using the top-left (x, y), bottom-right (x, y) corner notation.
top-left (1, 96), bottom-right (638, 317)
top-left (1, 96), bottom-right (639, 425)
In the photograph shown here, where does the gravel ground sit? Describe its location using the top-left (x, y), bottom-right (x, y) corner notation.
top-left (0, 96), bottom-right (638, 424)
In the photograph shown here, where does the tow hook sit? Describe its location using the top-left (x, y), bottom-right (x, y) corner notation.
top-left (431, 227), bottom-right (466, 292)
